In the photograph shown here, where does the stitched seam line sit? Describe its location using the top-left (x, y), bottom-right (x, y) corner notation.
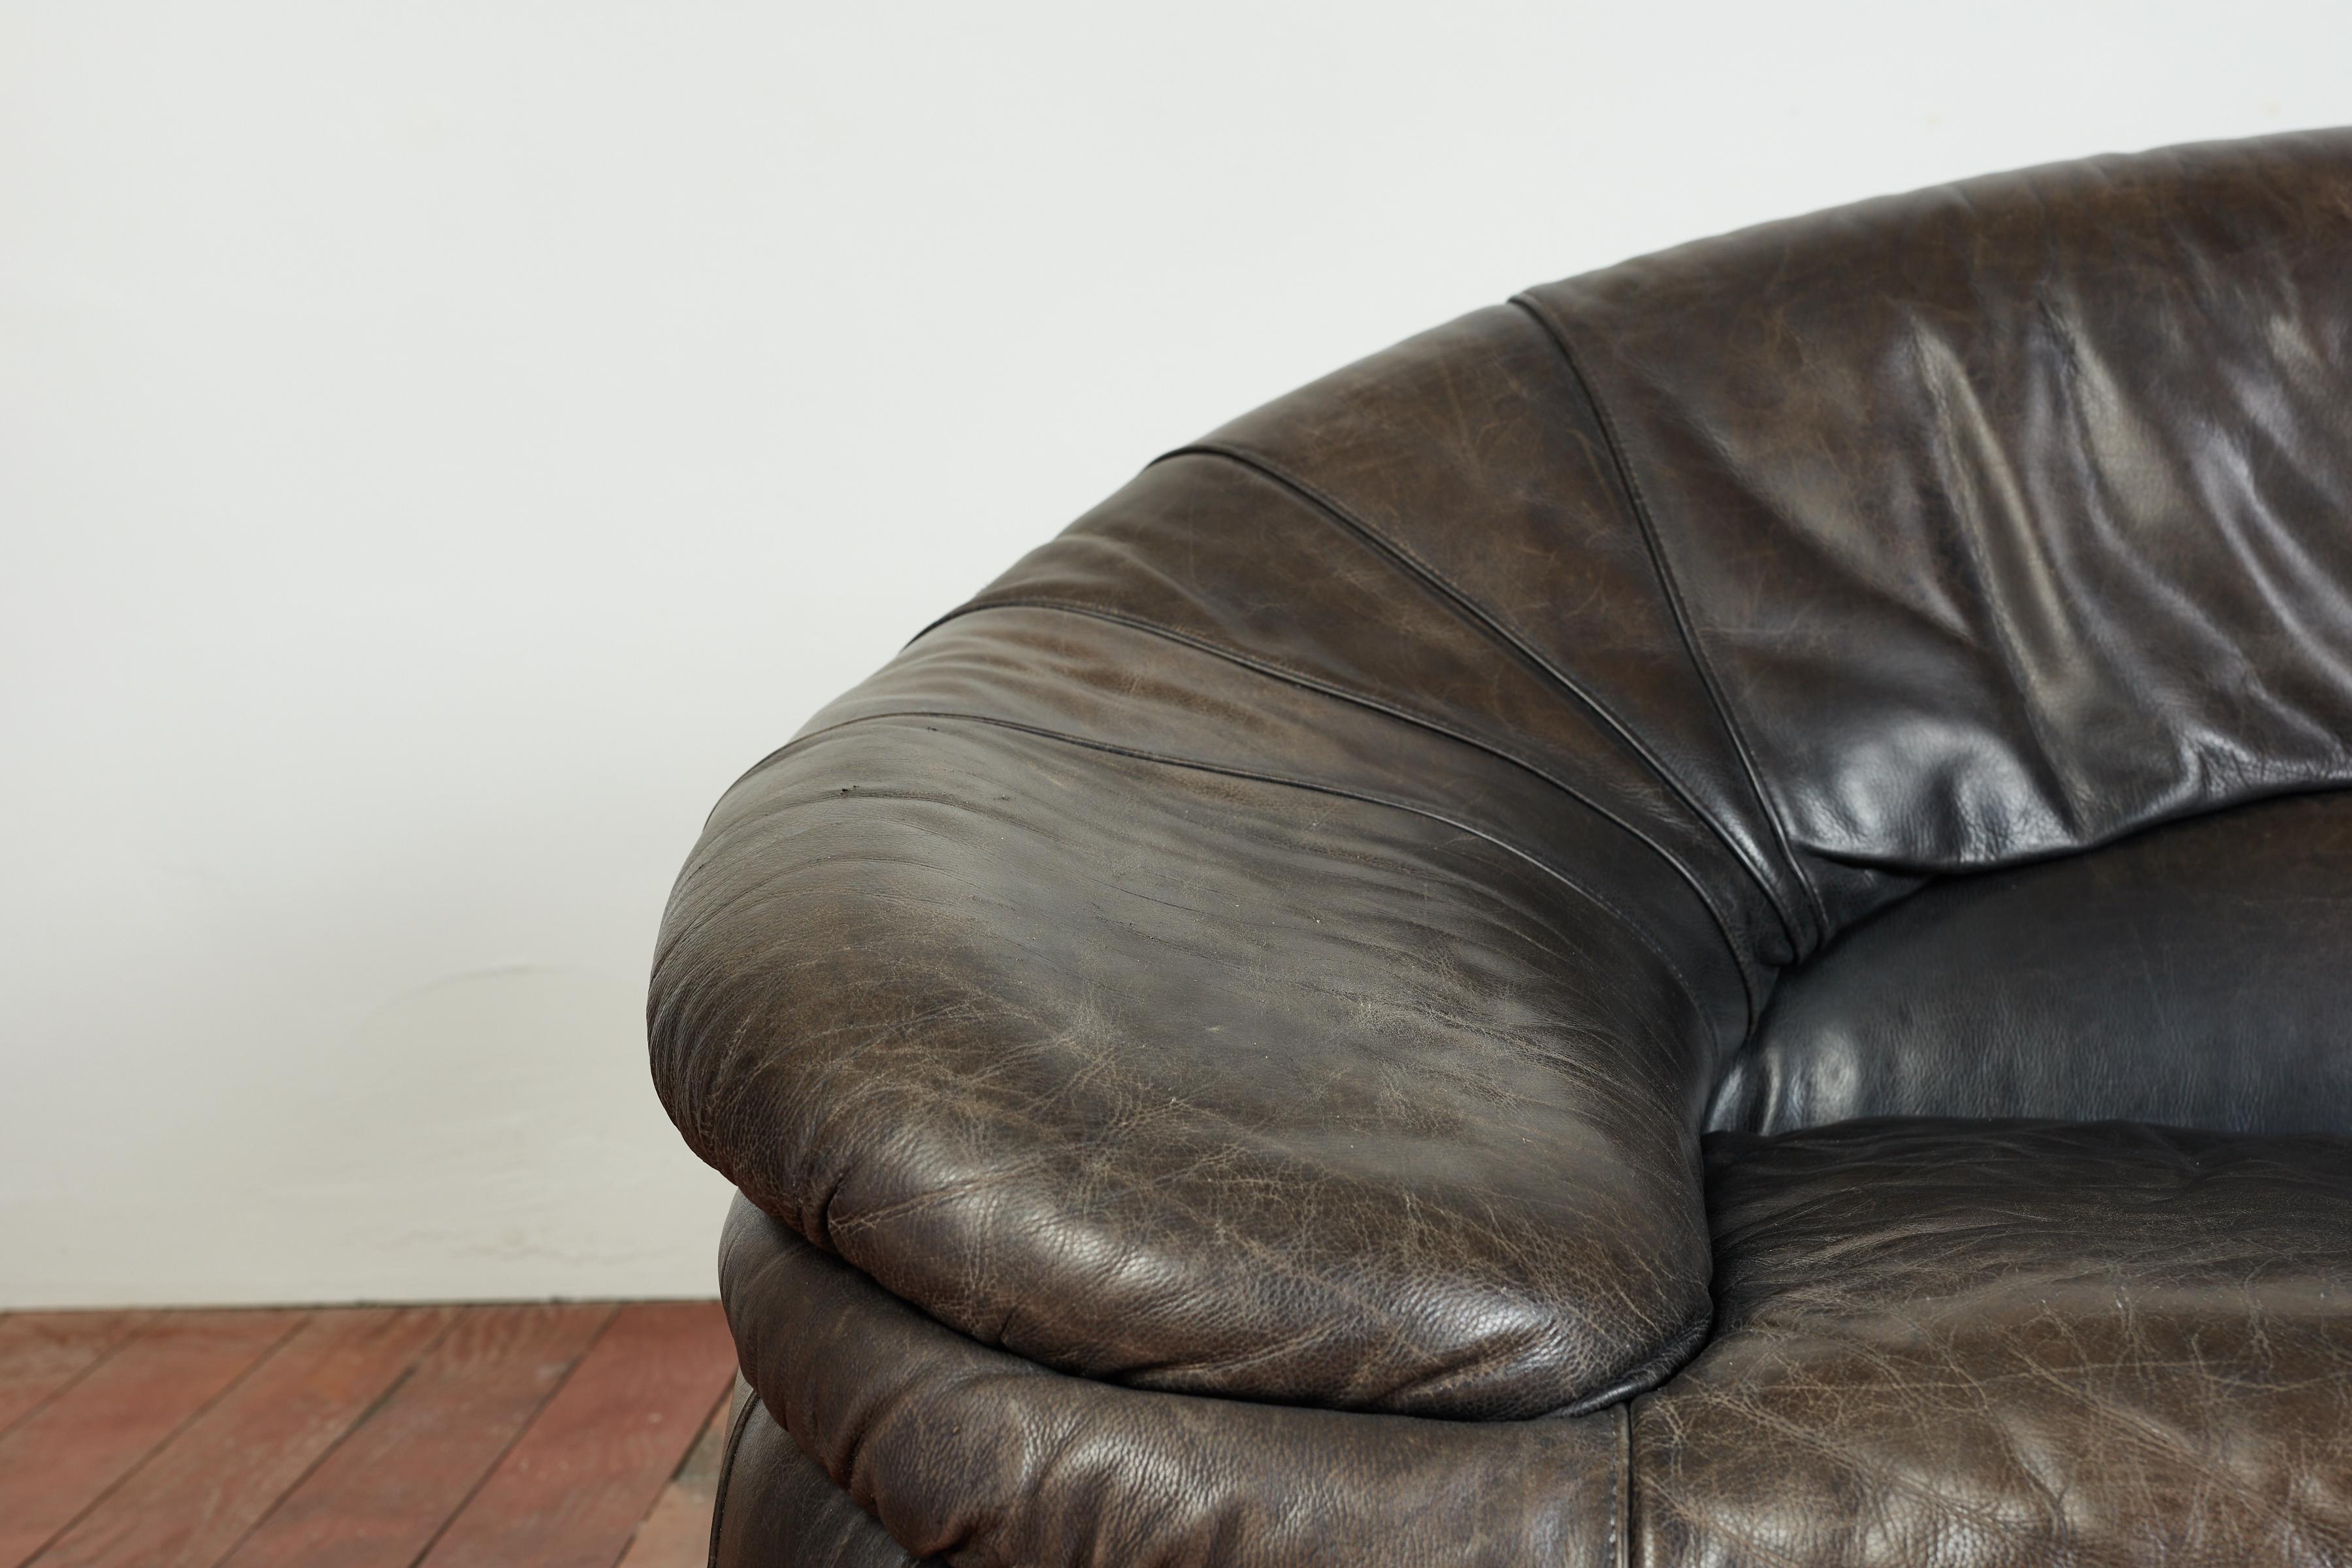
top-left (1511, 293), bottom-right (1832, 949)
top-left (767, 707), bottom-right (1720, 1034)
top-left (1152, 440), bottom-right (1801, 958)
top-left (917, 596), bottom-right (1759, 1024)
top-left (1617, 1399), bottom-right (1635, 1568)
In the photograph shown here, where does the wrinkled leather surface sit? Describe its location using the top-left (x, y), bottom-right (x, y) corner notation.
top-left (716, 1194), bottom-right (1627, 1568)
top-left (656, 714), bottom-right (1717, 1419)
top-left (657, 128), bottom-right (2352, 1565)
top-left (1714, 787), bottom-right (2352, 1134)
top-left (1640, 1120), bottom-right (2352, 1567)
top-left (1527, 131), bottom-right (2352, 882)
top-left (716, 1116), bottom-right (2352, 1566)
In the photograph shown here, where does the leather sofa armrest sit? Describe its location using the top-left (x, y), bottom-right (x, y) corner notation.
top-left (651, 601), bottom-right (1730, 1418)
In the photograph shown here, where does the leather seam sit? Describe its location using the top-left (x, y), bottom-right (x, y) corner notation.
top-left (762, 706), bottom-right (1722, 1046)
top-left (1154, 438), bottom-right (1801, 964)
top-left (1510, 293), bottom-right (1833, 952)
top-left (703, 1378), bottom-right (762, 1568)
top-left (1799, 776), bottom-right (2352, 875)
top-left (915, 595), bottom-right (1761, 1026)
top-left (1552, 1299), bottom-right (1711, 1418)
top-left (1616, 1397), bottom-right (1634, 1568)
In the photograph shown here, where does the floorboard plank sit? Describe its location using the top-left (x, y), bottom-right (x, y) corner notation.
top-left (0, 1313), bottom-right (148, 1437)
top-left (613, 1392), bottom-right (732, 1568)
top-left (218, 1303), bottom-right (614, 1568)
top-left (418, 1301), bottom-right (738, 1568)
top-left (27, 1307), bottom-right (451, 1568)
top-left (0, 1310), bottom-right (302, 1568)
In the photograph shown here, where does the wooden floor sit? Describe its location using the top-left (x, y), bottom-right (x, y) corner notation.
top-left (0, 1302), bottom-right (739, 1568)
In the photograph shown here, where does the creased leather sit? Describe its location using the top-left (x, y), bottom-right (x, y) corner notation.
top-left (657, 127), bottom-right (2352, 1565)
top-left (953, 446), bottom-right (1789, 997)
top-left (1528, 131), bottom-right (2352, 888)
top-left (1636, 1120), bottom-right (2352, 1567)
top-left (717, 1115), bottom-right (2352, 1566)
top-left (655, 715), bottom-right (1716, 1419)
top-left (717, 1195), bottom-right (1626, 1568)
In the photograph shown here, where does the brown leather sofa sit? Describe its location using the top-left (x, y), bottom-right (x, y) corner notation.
top-left (651, 131), bottom-right (2352, 1566)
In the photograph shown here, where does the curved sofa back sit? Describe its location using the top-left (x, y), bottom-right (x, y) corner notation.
top-left (1529, 131), bottom-right (2352, 893)
top-left (657, 134), bottom-right (2352, 1423)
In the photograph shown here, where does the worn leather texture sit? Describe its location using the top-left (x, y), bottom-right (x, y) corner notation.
top-left (653, 129), bottom-right (2352, 1564)
top-left (715, 1194), bottom-right (1628, 1568)
top-left (1526, 131), bottom-right (2352, 882)
top-left (1642, 1120), bottom-right (2352, 1567)
top-left (711, 1122), bottom-right (2352, 1567)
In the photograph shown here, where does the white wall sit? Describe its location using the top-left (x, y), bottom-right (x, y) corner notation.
top-left (4, 1), bottom-right (2346, 1307)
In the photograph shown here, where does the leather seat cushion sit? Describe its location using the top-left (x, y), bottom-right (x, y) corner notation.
top-left (715, 1117), bottom-right (2352, 1567)
top-left (1643, 1118), bottom-right (2352, 1567)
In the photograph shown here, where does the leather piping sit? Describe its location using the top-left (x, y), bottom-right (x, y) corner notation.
top-left (1615, 1398), bottom-right (1635, 1568)
top-left (753, 707), bottom-right (1724, 1041)
top-left (706, 1377), bottom-right (762, 1568)
top-left (1552, 1299), bottom-right (1710, 1418)
top-left (907, 596), bottom-right (1762, 1028)
top-left (1158, 439), bottom-right (1806, 965)
top-left (1511, 294), bottom-right (1833, 955)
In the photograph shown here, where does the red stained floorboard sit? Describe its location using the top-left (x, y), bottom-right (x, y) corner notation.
top-left (27, 1307), bottom-right (453, 1568)
top-left (0, 1311), bottom-right (303, 1568)
top-left (614, 1393), bottom-right (733, 1568)
top-left (418, 1301), bottom-right (740, 1568)
top-left (0, 1313), bottom-right (148, 1436)
top-left (0, 1301), bottom-right (740, 1568)
top-left (218, 1303), bottom-right (614, 1568)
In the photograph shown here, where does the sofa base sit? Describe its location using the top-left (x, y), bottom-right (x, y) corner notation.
top-left (711, 1375), bottom-right (937, 1568)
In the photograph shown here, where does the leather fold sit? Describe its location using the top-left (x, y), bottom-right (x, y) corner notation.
top-left (716, 1194), bottom-right (1625, 1567)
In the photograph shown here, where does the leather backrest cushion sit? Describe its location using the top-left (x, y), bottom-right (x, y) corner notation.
top-left (1710, 787), bottom-right (2352, 1135)
top-left (1530, 131), bottom-right (2352, 888)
